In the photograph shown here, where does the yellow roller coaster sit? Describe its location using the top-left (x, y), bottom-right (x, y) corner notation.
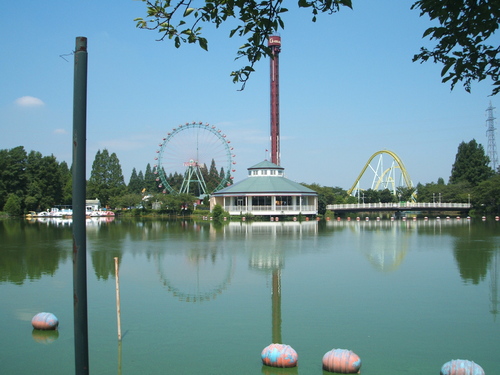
top-left (347, 150), bottom-right (416, 201)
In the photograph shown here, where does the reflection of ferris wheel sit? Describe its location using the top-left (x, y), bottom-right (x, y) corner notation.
top-left (155, 252), bottom-right (235, 303)
top-left (154, 122), bottom-right (236, 195)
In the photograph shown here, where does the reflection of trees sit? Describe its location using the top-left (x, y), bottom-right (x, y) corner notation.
top-left (88, 219), bottom-right (124, 280)
top-left (453, 236), bottom-right (494, 285)
top-left (0, 220), bottom-right (71, 284)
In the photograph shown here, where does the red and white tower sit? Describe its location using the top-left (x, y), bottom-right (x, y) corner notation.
top-left (269, 35), bottom-right (281, 165)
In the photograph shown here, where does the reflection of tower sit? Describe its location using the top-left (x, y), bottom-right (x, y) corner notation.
top-left (272, 269), bottom-right (282, 343)
top-left (269, 35), bottom-right (281, 166)
top-left (490, 250), bottom-right (499, 320)
top-left (485, 102), bottom-right (498, 171)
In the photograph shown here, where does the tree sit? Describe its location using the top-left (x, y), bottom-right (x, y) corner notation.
top-left (473, 174), bottom-right (500, 214)
top-left (4, 194), bottom-right (23, 216)
top-left (136, 0), bottom-right (499, 94)
top-left (144, 163), bottom-right (158, 193)
top-left (0, 146), bottom-right (28, 208)
top-left (60, 161), bottom-right (72, 205)
top-left (128, 167), bottom-right (144, 194)
top-left (87, 149), bottom-right (126, 206)
top-left (449, 139), bottom-right (494, 186)
top-left (411, 0), bottom-right (500, 96)
top-left (24, 151), bottom-right (64, 211)
top-left (135, 0), bottom-right (352, 88)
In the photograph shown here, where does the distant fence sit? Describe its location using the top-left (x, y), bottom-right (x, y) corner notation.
top-left (326, 202), bottom-right (471, 212)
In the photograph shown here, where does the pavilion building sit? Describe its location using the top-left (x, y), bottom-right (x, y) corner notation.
top-left (210, 161), bottom-right (318, 217)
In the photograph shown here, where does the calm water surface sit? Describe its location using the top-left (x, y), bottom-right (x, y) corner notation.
top-left (1, 217), bottom-right (499, 374)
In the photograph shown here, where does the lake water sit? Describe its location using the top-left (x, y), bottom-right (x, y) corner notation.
top-left (1, 217), bottom-right (499, 374)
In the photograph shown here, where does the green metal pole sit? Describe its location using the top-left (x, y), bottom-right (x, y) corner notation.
top-left (72, 36), bottom-right (89, 375)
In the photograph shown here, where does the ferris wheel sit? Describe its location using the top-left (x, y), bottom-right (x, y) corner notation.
top-left (154, 122), bottom-right (235, 196)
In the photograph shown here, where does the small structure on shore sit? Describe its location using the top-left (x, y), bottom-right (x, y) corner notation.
top-left (210, 161), bottom-right (317, 217)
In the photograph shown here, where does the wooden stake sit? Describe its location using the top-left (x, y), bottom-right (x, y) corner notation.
top-left (114, 257), bottom-right (122, 341)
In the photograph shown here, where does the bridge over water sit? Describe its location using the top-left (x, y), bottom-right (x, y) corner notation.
top-left (327, 202), bottom-right (471, 213)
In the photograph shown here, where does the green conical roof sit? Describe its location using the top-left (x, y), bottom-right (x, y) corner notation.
top-left (213, 161), bottom-right (316, 195)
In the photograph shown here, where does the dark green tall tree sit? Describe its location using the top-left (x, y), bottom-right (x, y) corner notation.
top-left (144, 163), bottom-right (158, 193)
top-left (24, 151), bottom-right (63, 211)
top-left (87, 149), bottom-right (126, 206)
top-left (0, 146), bottom-right (28, 209)
top-left (60, 161), bottom-right (72, 205)
top-left (449, 139), bottom-right (494, 186)
top-left (128, 167), bottom-right (144, 194)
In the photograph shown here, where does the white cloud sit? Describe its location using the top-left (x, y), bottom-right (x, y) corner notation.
top-left (53, 129), bottom-right (67, 134)
top-left (15, 96), bottom-right (45, 107)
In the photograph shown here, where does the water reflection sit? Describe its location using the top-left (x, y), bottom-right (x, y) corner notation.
top-left (155, 249), bottom-right (234, 303)
top-left (2, 218), bottom-right (499, 321)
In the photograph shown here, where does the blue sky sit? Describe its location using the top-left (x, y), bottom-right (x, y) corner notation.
top-left (1, 0), bottom-right (498, 191)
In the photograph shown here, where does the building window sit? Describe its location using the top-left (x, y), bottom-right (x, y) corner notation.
top-left (275, 196), bottom-right (292, 206)
top-left (252, 196), bottom-right (271, 206)
top-left (235, 197), bottom-right (245, 206)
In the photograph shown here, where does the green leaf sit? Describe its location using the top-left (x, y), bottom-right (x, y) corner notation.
top-left (183, 7), bottom-right (195, 17)
top-left (199, 37), bottom-right (208, 51)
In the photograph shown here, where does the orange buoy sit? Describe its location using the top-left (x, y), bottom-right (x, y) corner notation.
top-left (322, 348), bottom-right (361, 373)
top-left (440, 359), bottom-right (484, 375)
top-left (261, 343), bottom-right (298, 368)
top-left (32, 312), bottom-right (59, 330)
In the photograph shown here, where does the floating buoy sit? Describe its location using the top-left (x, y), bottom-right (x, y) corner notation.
top-left (322, 348), bottom-right (361, 374)
top-left (261, 343), bottom-right (298, 368)
top-left (32, 312), bottom-right (59, 330)
top-left (440, 359), bottom-right (485, 375)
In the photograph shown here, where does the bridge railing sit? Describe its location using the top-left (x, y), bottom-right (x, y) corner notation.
top-left (326, 202), bottom-right (471, 211)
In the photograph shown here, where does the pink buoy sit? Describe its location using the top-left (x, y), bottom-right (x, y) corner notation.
top-left (32, 312), bottom-right (59, 330)
top-left (261, 343), bottom-right (298, 368)
top-left (322, 348), bottom-right (361, 373)
top-left (440, 359), bottom-right (484, 375)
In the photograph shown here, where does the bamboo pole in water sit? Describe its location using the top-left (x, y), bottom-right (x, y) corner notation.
top-left (114, 257), bottom-right (122, 341)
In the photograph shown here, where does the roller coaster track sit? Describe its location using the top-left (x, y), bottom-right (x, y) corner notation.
top-left (347, 150), bottom-right (415, 200)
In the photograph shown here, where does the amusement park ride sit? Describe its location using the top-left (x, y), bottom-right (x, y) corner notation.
top-left (152, 35), bottom-right (417, 201)
top-left (347, 150), bottom-right (416, 201)
top-left (154, 122), bottom-right (236, 196)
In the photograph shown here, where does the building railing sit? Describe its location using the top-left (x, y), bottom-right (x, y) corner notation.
top-left (224, 205), bottom-right (316, 213)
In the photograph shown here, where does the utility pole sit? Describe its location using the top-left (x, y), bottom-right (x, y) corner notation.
top-left (73, 36), bottom-right (89, 375)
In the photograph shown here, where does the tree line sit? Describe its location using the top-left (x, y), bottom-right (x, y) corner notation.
top-left (1, 139), bottom-right (499, 216)
top-left (0, 146), bottom-right (227, 215)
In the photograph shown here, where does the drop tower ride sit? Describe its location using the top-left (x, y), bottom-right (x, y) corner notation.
top-left (269, 35), bottom-right (281, 165)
